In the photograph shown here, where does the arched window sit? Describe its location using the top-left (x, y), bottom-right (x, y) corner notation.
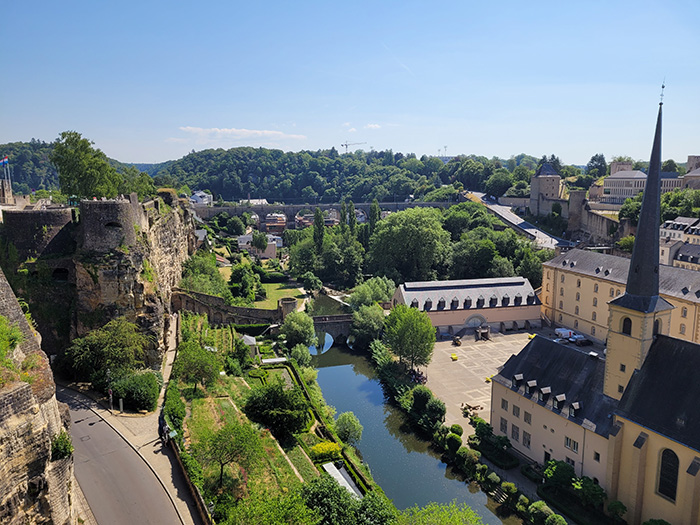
top-left (592, 312), bottom-right (596, 321)
top-left (654, 319), bottom-right (661, 335)
top-left (546, 284), bottom-right (550, 292)
top-left (577, 279), bottom-right (581, 288)
top-left (560, 288), bottom-right (564, 296)
top-left (658, 449), bottom-right (679, 501)
top-left (680, 323), bottom-right (686, 335)
top-left (622, 317), bottom-right (632, 335)
top-left (594, 283), bottom-right (599, 293)
top-left (610, 287), bottom-right (615, 297)
top-left (576, 292), bottom-right (580, 301)
top-left (575, 306), bottom-right (579, 315)
top-left (593, 297), bottom-right (598, 307)
top-left (682, 307), bottom-right (688, 318)
top-left (574, 320), bottom-right (579, 328)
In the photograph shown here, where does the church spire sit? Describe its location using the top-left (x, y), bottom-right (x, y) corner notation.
top-left (610, 98), bottom-right (672, 313)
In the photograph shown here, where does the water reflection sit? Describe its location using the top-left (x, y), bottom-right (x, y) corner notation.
top-left (314, 343), bottom-right (521, 525)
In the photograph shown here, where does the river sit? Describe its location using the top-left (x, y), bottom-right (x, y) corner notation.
top-left (311, 336), bottom-right (520, 524)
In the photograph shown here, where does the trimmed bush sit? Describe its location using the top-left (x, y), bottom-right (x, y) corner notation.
top-left (483, 471), bottom-right (501, 492)
top-left (529, 500), bottom-right (555, 525)
top-left (516, 494), bottom-right (530, 515)
top-left (112, 371), bottom-right (159, 412)
top-left (260, 271), bottom-right (287, 283)
top-left (449, 423), bottom-right (464, 436)
top-left (456, 447), bottom-right (481, 478)
top-left (545, 515), bottom-right (568, 525)
top-left (445, 432), bottom-right (462, 455)
top-left (501, 481), bottom-right (518, 509)
top-left (180, 447), bottom-right (203, 490)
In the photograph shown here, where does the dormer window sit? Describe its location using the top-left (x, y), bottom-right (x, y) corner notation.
top-left (512, 373), bottom-right (523, 387)
top-left (451, 297), bottom-right (459, 310)
top-left (554, 394), bottom-right (566, 410)
top-left (539, 386), bottom-right (551, 402)
top-left (526, 380), bottom-right (537, 395)
top-left (424, 298), bottom-right (432, 311)
top-left (569, 402), bottom-right (580, 418)
top-left (464, 297), bottom-right (472, 309)
top-left (514, 293), bottom-right (522, 306)
top-left (502, 294), bottom-right (510, 307)
top-left (476, 295), bottom-right (484, 308)
top-left (526, 292), bottom-right (535, 305)
top-left (489, 295), bottom-right (498, 308)
top-left (410, 299), bottom-right (419, 308)
top-left (437, 297), bottom-right (446, 310)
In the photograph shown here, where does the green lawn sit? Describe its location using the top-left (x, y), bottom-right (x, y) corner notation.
top-left (254, 282), bottom-right (305, 309)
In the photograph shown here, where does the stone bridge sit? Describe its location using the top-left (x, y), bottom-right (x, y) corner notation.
top-left (312, 314), bottom-right (354, 345)
top-left (192, 200), bottom-right (456, 226)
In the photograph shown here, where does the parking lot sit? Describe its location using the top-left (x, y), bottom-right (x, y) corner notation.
top-left (424, 326), bottom-right (604, 428)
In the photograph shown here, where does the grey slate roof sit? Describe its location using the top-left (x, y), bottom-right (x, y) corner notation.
top-left (545, 249), bottom-right (700, 303)
top-left (676, 243), bottom-right (700, 263)
top-left (617, 335), bottom-right (700, 453)
top-left (397, 277), bottom-right (539, 311)
top-left (493, 335), bottom-right (619, 438)
top-left (662, 217), bottom-right (699, 230)
top-left (535, 163), bottom-right (559, 177)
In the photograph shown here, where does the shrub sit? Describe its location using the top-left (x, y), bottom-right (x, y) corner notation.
top-left (310, 441), bottom-right (342, 462)
top-left (545, 515), bottom-right (568, 525)
top-left (456, 447), bottom-right (481, 478)
top-left (224, 356), bottom-right (242, 376)
top-left (529, 500), bottom-right (554, 525)
top-left (417, 397), bottom-right (446, 433)
top-left (608, 500), bottom-right (627, 521)
top-left (475, 463), bottom-right (489, 483)
top-left (163, 381), bottom-right (186, 433)
top-left (450, 423), bottom-right (464, 436)
top-left (471, 415), bottom-right (493, 439)
top-left (516, 494), bottom-right (530, 515)
top-left (51, 430), bottom-right (74, 461)
top-left (445, 432), bottom-right (462, 455)
top-left (260, 271), bottom-right (287, 283)
top-left (501, 481), bottom-right (518, 509)
top-left (291, 344), bottom-right (312, 367)
top-left (248, 368), bottom-right (269, 381)
top-left (180, 447), bottom-right (204, 490)
top-left (432, 425), bottom-right (450, 450)
top-left (483, 471), bottom-right (501, 492)
top-left (112, 371), bottom-right (159, 412)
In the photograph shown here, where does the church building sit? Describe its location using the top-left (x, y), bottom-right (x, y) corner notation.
top-left (491, 100), bottom-right (700, 524)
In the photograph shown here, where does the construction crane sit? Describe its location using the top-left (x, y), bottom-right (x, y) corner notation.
top-left (341, 141), bottom-right (367, 154)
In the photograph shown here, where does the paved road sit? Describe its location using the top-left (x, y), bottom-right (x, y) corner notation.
top-left (472, 191), bottom-right (572, 250)
top-left (58, 387), bottom-right (182, 525)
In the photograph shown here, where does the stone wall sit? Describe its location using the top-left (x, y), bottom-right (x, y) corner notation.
top-left (2, 208), bottom-right (75, 260)
top-left (171, 289), bottom-right (283, 325)
top-left (0, 266), bottom-right (73, 524)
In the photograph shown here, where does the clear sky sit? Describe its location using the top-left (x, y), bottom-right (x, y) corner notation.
top-left (3, 1), bottom-right (699, 165)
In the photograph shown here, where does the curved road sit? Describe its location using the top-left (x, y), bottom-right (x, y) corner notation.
top-left (57, 387), bottom-right (182, 525)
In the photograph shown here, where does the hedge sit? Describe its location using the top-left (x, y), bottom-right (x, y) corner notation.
top-left (164, 381), bottom-right (186, 433)
top-left (538, 484), bottom-right (615, 525)
top-left (260, 271), bottom-right (287, 283)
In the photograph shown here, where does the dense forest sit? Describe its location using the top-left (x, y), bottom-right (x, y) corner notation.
top-left (1, 137), bottom-right (686, 204)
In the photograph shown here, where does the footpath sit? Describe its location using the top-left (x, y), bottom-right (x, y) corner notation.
top-left (61, 338), bottom-right (203, 525)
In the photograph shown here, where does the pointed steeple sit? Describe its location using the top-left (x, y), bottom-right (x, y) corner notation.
top-left (610, 101), bottom-right (673, 313)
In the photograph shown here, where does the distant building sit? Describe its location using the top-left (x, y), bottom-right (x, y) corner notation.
top-left (392, 277), bottom-right (541, 337)
top-left (264, 213), bottom-right (287, 234)
top-left (190, 191), bottom-right (213, 206)
top-left (239, 198), bottom-right (268, 206)
top-left (237, 232), bottom-right (281, 259)
top-left (601, 170), bottom-right (682, 204)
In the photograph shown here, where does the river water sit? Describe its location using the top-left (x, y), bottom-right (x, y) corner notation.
top-left (311, 335), bottom-right (520, 524)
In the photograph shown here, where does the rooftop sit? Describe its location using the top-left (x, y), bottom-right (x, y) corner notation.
top-left (617, 335), bottom-right (700, 453)
top-left (493, 335), bottom-right (619, 438)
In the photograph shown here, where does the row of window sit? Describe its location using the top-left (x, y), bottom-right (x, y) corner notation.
top-left (500, 417), bottom-right (532, 449)
top-left (501, 399), bottom-right (532, 423)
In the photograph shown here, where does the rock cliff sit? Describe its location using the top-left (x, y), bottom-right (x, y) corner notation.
top-left (0, 267), bottom-right (73, 524)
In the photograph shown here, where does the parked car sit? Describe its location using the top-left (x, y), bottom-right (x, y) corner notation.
top-left (553, 338), bottom-right (569, 344)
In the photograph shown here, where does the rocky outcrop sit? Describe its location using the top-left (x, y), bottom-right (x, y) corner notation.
top-left (74, 195), bottom-right (195, 364)
top-left (0, 267), bottom-right (73, 524)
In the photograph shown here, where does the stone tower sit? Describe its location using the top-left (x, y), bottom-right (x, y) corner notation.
top-left (529, 163), bottom-right (561, 216)
top-left (604, 102), bottom-right (674, 400)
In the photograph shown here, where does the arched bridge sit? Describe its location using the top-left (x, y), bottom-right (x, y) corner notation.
top-left (312, 314), bottom-right (354, 345)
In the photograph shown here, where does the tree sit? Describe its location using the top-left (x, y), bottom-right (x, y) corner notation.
top-left (543, 460), bottom-right (575, 489)
top-left (384, 305), bottom-right (435, 370)
top-left (586, 153), bottom-right (607, 178)
top-left (616, 235), bottom-right (635, 253)
top-left (618, 193), bottom-right (643, 226)
top-left (243, 380), bottom-right (310, 436)
top-left (173, 340), bottom-right (220, 393)
top-left (340, 201), bottom-right (348, 234)
top-left (397, 501), bottom-right (484, 524)
top-left (226, 216), bottom-right (246, 235)
top-left (348, 276), bottom-right (395, 309)
top-left (290, 344), bottom-right (312, 367)
top-left (300, 271), bottom-right (322, 294)
top-left (350, 304), bottom-right (385, 351)
top-left (662, 159), bottom-right (679, 173)
top-left (608, 500), bottom-right (627, 521)
top-left (572, 476), bottom-right (606, 508)
top-left (348, 201), bottom-right (357, 235)
top-left (450, 238), bottom-right (497, 279)
top-left (225, 491), bottom-right (320, 524)
top-left (544, 515), bottom-right (568, 525)
top-left (368, 207), bottom-right (451, 283)
top-left (300, 474), bottom-right (358, 524)
top-left (198, 420), bottom-right (263, 486)
top-left (355, 491), bottom-right (397, 525)
top-left (313, 208), bottom-right (325, 255)
top-left (251, 230), bottom-right (268, 251)
top-left (484, 169), bottom-right (513, 198)
top-left (335, 411), bottom-right (363, 446)
top-left (50, 131), bottom-right (120, 198)
top-left (369, 198), bottom-right (381, 236)
top-left (65, 317), bottom-right (149, 386)
top-left (281, 311), bottom-right (318, 348)
top-left (516, 249), bottom-right (544, 288)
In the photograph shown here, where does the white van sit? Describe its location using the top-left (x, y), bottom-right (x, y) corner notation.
top-left (555, 328), bottom-right (575, 339)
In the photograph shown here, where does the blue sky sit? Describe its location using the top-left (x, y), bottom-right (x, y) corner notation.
top-left (3, 1), bottom-right (699, 165)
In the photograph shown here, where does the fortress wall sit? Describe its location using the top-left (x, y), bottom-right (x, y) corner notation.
top-left (2, 208), bottom-right (74, 259)
top-left (79, 199), bottom-right (137, 253)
